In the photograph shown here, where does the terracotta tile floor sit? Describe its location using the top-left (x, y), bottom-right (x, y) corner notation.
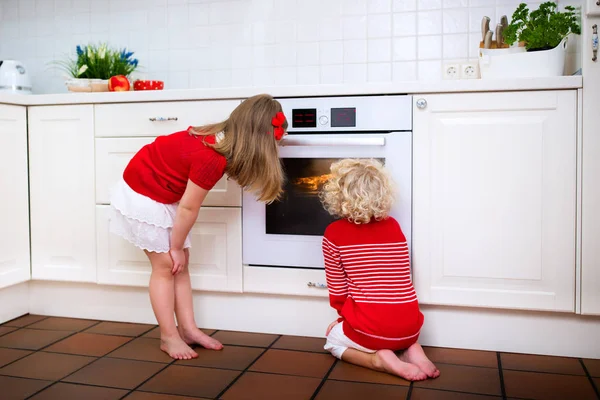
top-left (1, 315), bottom-right (599, 400)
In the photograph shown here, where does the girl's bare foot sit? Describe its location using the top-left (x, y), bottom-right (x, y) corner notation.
top-left (373, 349), bottom-right (428, 381)
top-left (179, 326), bottom-right (223, 350)
top-left (400, 343), bottom-right (440, 378)
top-left (160, 335), bottom-right (198, 360)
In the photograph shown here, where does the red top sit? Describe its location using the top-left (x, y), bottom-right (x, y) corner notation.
top-left (123, 128), bottom-right (227, 204)
top-left (323, 217), bottom-right (424, 351)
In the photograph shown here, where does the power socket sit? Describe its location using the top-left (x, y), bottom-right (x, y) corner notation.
top-left (442, 63), bottom-right (460, 80)
top-left (460, 62), bottom-right (479, 79)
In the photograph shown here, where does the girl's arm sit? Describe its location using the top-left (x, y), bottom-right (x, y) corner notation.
top-left (170, 179), bottom-right (209, 273)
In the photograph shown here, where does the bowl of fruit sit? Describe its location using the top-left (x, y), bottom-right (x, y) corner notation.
top-left (133, 80), bottom-right (164, 91)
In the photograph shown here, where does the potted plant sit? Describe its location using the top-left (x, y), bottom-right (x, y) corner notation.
top-left (52, 43), bottom-right (139, 92)
top-left (479, 2), bottom-right (581, 78)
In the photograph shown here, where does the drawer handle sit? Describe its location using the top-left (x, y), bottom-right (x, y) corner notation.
top-left (149, 117), bottom-right (178, 122)
top-left (307, 282), bottom-right (327, 289)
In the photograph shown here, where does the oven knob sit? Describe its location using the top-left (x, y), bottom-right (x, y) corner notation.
top-left (416, 98), bottom-right (427, 109)
top-left (319, 115), bottom-right (329, 125)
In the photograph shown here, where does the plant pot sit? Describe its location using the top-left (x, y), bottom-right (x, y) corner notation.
top-left (90, 79), bottom-right (109, 92)
top-left (478, 37), bottom-right (569, 79)
top-left (65, 78), bottom-right (92, 93)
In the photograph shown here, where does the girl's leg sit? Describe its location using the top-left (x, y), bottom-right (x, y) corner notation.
top-left (341, 348), bottom-right (428, 381)
top-left (145, 251), bottom-right (198, 360)
top-left (173, 249), bottom-right (223, 350)
top-left (398, 342), bottom-right (440, 378)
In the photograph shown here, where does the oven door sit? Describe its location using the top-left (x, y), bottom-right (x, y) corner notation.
top-left (242, 131), bottom-right (412, 269)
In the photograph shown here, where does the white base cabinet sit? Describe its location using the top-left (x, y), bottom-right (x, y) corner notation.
top-left (413, 90), bottom-right (577, 312)
top-left (28, 105), bottom-right (96, 282)
top-left (0, 105), bottom-right (30, 289)
top-left (96, 206), bottom-right (242, 292)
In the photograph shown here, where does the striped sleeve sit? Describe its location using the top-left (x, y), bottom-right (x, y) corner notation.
top-left (323, 235), bottom-right (348, 316)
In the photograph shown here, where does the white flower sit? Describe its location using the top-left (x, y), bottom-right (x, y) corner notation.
top-left (87, 47), bottom-right (93, 58)
top-left (77, 65), bottom-right (88, 76)
top-left (98, 45), bottom-right (106, 59)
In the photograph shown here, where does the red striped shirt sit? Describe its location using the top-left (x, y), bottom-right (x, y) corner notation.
top-left (323, 217), bottom-right (424, 350)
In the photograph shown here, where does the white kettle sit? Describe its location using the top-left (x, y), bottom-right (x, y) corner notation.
top-left (0, 60), bottom-right (32, 94)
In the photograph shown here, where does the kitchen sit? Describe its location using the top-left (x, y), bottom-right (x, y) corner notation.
top-left (1, 0), bottom-right (600, 399)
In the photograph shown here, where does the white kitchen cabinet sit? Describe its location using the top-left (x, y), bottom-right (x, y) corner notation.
top-left (0, 105), bottom-right (30, 289)
top-left (95, 137), bottom-right (241, 206)
top-left (29, 105), bottom-right (96, 282)
top-left (96, 206), bottom-right (242, 292)
top-left (412, 90), bottom-right (577, 312)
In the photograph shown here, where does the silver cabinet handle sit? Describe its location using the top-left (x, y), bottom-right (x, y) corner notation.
top-left (593, 24), bottom-right (598, 62)
top-left (416, 98), bottom-right (427, 109)
top-left (307, 282), bottom-right (327, 289)
top-left (149, 117), bottom-right (178, 122)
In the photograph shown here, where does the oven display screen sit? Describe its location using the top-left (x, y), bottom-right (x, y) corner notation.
top-left (331, 108), bottom-right (356, 128)
top-left (292, 108), bottom-right (317, 128)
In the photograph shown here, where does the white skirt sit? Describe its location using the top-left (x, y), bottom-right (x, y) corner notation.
top-left (109, 179), bottom-right (191, 253)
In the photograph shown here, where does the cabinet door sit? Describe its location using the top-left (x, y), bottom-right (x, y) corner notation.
top-left (96, 206), bottom-right (242, 292)
top-left (95, 138), bottom-right (241, 206)
top-left (29, 106), bottom-right (96, 282)
top-left (0, 105), bottom-right (30, 289)
top-left (413, 91), bottom-right (577, 312)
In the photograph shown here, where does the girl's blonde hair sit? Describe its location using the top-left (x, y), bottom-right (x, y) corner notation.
top-left (320, 158), bottom-right (394, 224)
top-left (190, 94), bottom-right (287, 203)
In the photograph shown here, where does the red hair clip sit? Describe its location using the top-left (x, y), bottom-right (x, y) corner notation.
top-left (271, 111), bottom-right (286, 141)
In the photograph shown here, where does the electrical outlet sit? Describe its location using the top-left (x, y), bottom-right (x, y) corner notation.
top-left (460, 62), bottom-right (479, 79)
top-left (443, 63), bottom-right (460, 80)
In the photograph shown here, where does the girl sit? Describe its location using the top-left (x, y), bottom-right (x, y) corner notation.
top-left (320, 159), bottom-right (439, 381)
top-left (109, 94), bottom-right (287, 360)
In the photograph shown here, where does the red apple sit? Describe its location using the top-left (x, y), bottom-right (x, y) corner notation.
top-left (108, 75), bottom-right (130, 92)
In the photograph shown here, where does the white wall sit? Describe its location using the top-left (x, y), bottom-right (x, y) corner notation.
top-left (0, 0), bottom-right (580, 94)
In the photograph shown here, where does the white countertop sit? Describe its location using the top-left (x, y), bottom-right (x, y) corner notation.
top-left (0, 76), bottom-right (582, 106)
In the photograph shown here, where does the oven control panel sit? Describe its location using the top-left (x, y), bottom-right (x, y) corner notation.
top-left (278, 95), bottom-right (412, 132)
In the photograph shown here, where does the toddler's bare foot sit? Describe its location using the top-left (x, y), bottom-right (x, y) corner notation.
top-left (400, 343), bottom-right (440, 378)
top-left (179, 326), bottom-right (223, 350)
top-left (373, 349), bottom-right (428, 381)
top-left (160, 335), bottom-right (198, 360)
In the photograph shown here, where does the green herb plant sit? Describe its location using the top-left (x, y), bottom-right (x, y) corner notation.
top-left (503, 2), bottom-right (581, 51)
top-left (51, 43), bottom-right (139, 79)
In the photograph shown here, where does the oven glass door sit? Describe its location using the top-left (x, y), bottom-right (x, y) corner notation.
top-left (242, 132), bottom-right (412, 269)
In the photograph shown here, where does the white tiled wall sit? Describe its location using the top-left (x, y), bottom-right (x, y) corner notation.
top-left (0, 0), bottom-right (578, 93)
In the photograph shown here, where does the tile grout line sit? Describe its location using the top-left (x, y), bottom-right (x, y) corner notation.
top-left (579, 358), bottom-right (600, 400)
top-left (497, 352), bottom-right (507, 400)
top-left (406, 381), bottom-right (413, 399)
top-left (214, 334), bottom-right (282, 399)
top-left (309, 358), bottom-right (338, 400)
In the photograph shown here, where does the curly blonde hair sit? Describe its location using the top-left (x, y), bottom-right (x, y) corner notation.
top-left (320, 158), bottom-right (394, 224)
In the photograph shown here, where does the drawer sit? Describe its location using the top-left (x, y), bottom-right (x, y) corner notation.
top-left (94, 100), bottom-right (241, 137)
top-left (243, 266), bottom-right (329, 298)
top-left (95, 137), bottom-right (241, 206)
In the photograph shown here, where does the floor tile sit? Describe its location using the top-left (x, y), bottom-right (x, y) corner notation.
top-left (85, 321), bottom-right (155, 337)
top-left (27, 317), bottom-right (98, 332)
top-left (125, 392), bottom-right (210, 400)
top-left (177, 345), bottom-right (263, 370)
top-left (413, 363), bottom-right (501, 396)
top-left (2, 315), bottom-right (47, 328)
top-left (63, 357), bottom-right (165, 390)
top-left (250, 348), bottom-right (334, 378)
top-left (501, 352), bottom-right (585, 375)
top-left (328, 360), bottom-right (410, 386)
top-left (0, 375), bottom-right (52, 400)
top-left (142, 326), bottom-right (215, 339)
top-left (212, 330), bottom-right (279, 347)
top-left (0, 348), bottom-right (32, 368)
top-left (0, 328), bottom-right (72, 350)
top-left (0, 351), bottom-right (96, 381)
top-left (272, 335), bottom-right (328, 353)
top-left (140, 365), bottom-right (239, 398)
top-left (315, 379), bottom-right (409, 400)
top-left (0, 326), bottom-right (17, 337)
top-left (29, 382), bottom-right (128, 400)
top-left (45, 332), bottom-right (131, 356)
top-left (221, 371), bottom-right (321, 400)
top-left (583, 358), bottom-right (600, 377)
top-left (504, 370), bottom-right (597, 400)
top-left (108, 337), bottom-right (172, 363)
top-left (411, 388), bottom-right (502, 399)
top-left (424, 346), bottom-right (498, 368)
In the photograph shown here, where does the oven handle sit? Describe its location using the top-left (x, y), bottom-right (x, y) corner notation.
top-left (281, 136), bottom-right (385, 147)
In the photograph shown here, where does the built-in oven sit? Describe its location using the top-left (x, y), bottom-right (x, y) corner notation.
top-left (242, 95), bottom-right (413, 269)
